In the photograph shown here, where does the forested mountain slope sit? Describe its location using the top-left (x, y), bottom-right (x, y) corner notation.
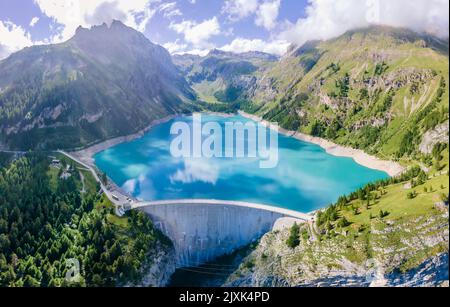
top-left (0, 153), bottom-right (174, 286)
top-left (0, 21), bottom-right (197, 150)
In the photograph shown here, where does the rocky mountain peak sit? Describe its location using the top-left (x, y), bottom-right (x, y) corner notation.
top-left (68, 20), bottom-right (175, 69)
top-left (208, 49), bottom-right (230, 57)
top-left (72, 20), bottom-right (147, 45)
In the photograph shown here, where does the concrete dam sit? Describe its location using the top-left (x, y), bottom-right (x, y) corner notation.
top-left (132, 200), bottom-right (312, 267)
top-left (59, 151), bottom-right (312, 267)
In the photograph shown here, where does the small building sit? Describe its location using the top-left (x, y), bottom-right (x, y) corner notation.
top-left (51, 159), bottom-right (61, 168)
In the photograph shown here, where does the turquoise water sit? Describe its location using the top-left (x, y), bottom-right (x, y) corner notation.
top-left (94, 114), bottom-right (388, 212)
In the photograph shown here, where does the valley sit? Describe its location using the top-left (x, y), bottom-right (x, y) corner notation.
top-left (0, 21), bottom-right (448, 288)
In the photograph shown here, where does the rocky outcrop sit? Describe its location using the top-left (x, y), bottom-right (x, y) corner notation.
top-left (364, 68), bottom-right (435, 92)
top-left (226, 253), bottom-right (449, 287)
top-left (123, 242), bottom-right (176, 287)
top-left (138, 244), bottom-right (177, 287)
top-left (419, 121), bottom-right (449, 154)
top-left (225, 211), bottom-right (449, 287)
top-left (383, 253), bottom-right (449, 287)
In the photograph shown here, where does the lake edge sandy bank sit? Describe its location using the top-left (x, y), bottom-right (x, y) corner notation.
top-left (238, 111), bottom-right (405, 177)
top-left (71, 114), bottom-right (179, 166)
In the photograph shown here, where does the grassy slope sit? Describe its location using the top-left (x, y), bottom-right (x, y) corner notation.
top-left (344, 173), bottom-right (447, 225)
top-left (0, 24), bottom-right (199, 151)
top-left (342, 169), bottom-right (449, 272)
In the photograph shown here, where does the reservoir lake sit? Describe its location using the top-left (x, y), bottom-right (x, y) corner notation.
top-left (94, 114), bottom-right (388, 213)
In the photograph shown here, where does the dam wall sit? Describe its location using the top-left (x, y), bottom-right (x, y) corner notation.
top-left (135, 200), bottom-right (310, 267)
top-left (59, 151), bottom-right (312, 267)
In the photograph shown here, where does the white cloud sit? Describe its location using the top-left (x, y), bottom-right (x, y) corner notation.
top-left (279, 0), bottom-right (449, 47)
top-left (29, 17), bottom-right (40, 27)
top-left (0, 20), bottom-right (33, 60)
top-left (3, 0), bottom-right (448, 61)
top-left (255, 0), bottom-right (281, 30)
top-left (170, 17), bottom-right (221, 48)
top-left (159, 2), bottom-right (182, 19)
top-left (223, 0), bottom-right (281, 30)
top-left (176, 48), bottom-right (210, 57)
top-left (219, 37), bottom-right (289, 55)
top-left (163, 40), bottom-right (188, 54)
top-left (33, 0), bottom-right (159, 42)
top-left (170, 159), bottom-right (219, 185)
top-left (222, 0), bottom-right (259, 21)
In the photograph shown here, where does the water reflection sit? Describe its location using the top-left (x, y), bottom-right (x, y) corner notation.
top-left (94, 114), bottom-right (388, 212)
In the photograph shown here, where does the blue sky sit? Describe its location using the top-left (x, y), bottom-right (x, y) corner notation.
top-left (0, 0), bottom-right (448, 59)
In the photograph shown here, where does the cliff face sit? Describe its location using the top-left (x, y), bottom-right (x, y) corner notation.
top-left (226, 252), bottom-right (449, 287)
top-left (138, 243), bottom-right (177, 287)
top-left (419, 121), bottom-right (450, 154)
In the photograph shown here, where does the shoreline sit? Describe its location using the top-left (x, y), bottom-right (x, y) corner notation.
top-left (237, 111), bottom-right (405, 177)
top-left (71, 114), bottom-right (179, 166)
top-left (72, 110), bottom-right (405, 178)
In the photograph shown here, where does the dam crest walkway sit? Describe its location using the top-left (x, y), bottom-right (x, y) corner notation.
top-left (132, 199), bottom-right (312, 221)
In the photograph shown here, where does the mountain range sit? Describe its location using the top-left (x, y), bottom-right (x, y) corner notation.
top-left (0, 22), bottom-right (448, 160)
top-left (175, 26), bottom-right (449, 161)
